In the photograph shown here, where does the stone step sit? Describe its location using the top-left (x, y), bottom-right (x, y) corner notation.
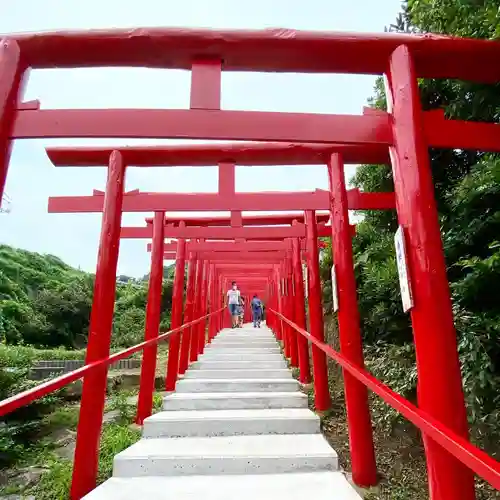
top-left (191, 360), bottom-right (287, 370)
top-left (175, 378), bottom-right (299, 393)
top-left (143, 408), bottom-right (319, 438)
top-left (85, 471), bottom-right (362, 500)
top-left (112, 434), bottom-right (338, 477)
top-left (162, 392), bottom-right (308, 411)
top-left (184, 369), bottom-right (293, 379)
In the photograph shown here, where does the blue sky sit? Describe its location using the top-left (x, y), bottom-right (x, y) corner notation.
top-left (0, 0), bottom-right (401, 277)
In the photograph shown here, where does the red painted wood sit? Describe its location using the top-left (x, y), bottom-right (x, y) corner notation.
top-left (305, 210), bottom-right (331, 412)
top-left (190, 59), bottom-right (221, 110)
top-left (178, 252), bottom-right (197, 375)
top-left (165, 233), bottom-right (186, 391)
top-left (190, 256), bottom-right (203, 362)
top-left (329, 153), bottom-right (377, 486)
top-left (388, 45), bottom-right (474, 500)
top-left (122, 225), bottom-right (306, 240)
top-left (0, 40), bottom-right (24, 202)
top-left (10, 27), bottom-right (500, 82)
top-left (291, 234), bottom-right (310, 383)
top-left (45, 142), bottom-right (390, 166)
top-left (285, 243), bottom-right (298, 367)
top-left (136, 211), bottom-right (164, 424)
top-left (154, 213), bottom-right (331, 227)
top-left (13, 108), bottom-right (390, 144)
top-left (49, 190), bottom-right (393, 213)
top-left (70, 151), bottom-right (126, 499)
top-left (197, 259), bottom-right (210, 354)
top-left (0, 310), bottom-right (221, 417)
top-left (272, 310), bottom-right (500, 491)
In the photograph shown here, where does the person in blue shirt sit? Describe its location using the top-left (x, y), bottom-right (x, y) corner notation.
top-left (251, 294), bottom-right (263, 328)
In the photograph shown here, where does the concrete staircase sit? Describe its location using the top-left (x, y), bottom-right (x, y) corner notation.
top-left (86, 324), bottom-right (361, 499)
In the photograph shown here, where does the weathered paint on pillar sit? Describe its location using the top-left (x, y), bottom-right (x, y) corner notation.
top-left (71, 151), bottom-right (126, 499)
top-left (136, 211), bottom-right (165, 424)
top-left (165, 232), bottom-right (187, 390)
top-left (0, 40), bottom-right (25, 201)
top-left (178, 251), bottom-right (196, 375)
top-left (387, 45), bottom-right (474, 500)
top-left (291, 234), bottom-right (311, 384)
top-left (305, 210), bottom-right (331, 412)
top-left (328, 153), bottom-right (377, 486)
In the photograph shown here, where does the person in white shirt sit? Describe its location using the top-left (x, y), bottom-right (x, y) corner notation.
top-left (225, 281), bottom-right (241, 328)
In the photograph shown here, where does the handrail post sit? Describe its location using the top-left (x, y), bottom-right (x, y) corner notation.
top-left (387, 45), bottom-right (475, 500)
top-left (190, 254), bottom-right (203, 362)
top-left (179, 251), bottom-right (196, 375)
top-left (136, 211), bottom-right (165, 424)
top-left (70, 151), bottom-right (126, 499)
top-left (305, 210), bottom-right (331, 412)
top-left (165, 231), bottom-right (187, 390)
top-left (291, 232), bottom-right (311, 383)
top-left (328, 153), bottom-right (377, 486)
top-left (0, 40), bottom-right (25, 202)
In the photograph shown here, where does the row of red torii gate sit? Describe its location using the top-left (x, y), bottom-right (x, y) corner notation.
top-left (0, 27), bottom-right (499, 500)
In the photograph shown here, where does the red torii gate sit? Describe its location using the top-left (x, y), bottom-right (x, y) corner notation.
top-left (44, 136), bottom-right (452, 498)
top-left (1, 26), bottom-right (499, 500)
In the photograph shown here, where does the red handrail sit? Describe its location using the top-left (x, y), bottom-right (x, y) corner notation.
top-left (0, 308), bottom-right (223, 417)
top-left (270, 308), bottom-right (500, 491)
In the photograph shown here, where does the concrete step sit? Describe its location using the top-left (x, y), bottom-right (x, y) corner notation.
top-left (112, 434), bottom-right (338, 477)
top-left (190, 360), bottom-right (287, 370)
top-left (85, 471), bottom-right (362, 500)
top-left (143, 408), bottom-right (320, 438)
top-left (204, 346), bottom-right (281, 352)
top-left (184, 369), bottom-right (293, 379)
top-left (175, 378), bottom-right (299, 393)
top-left (162, 392), bottom-right (308, 411)
top-left (199, 353), bottom-right (285, 362)
top-left (209, 341), bottom-right (279, 348)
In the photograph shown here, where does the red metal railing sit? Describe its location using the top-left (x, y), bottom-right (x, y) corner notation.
top-left (269, 308), bottom-right (500, 491)
top-left (0, 308), bottom-right (224, 482)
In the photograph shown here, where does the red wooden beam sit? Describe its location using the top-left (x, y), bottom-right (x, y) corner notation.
top-left (13, 108), bottom-right (390, 144)
top-left (45, 142), bottom-right (390, 166)
top-left (48, 189), bottom-right (395, 213)
top-left (10, 27), bottom-right (500, 82)
top-left (121, 225), bottom-right (305, 240)
top-left (145, 213), bottom-right (331, 227)
top-left (18, 109), bottom-right (500, 153)
top-left (173, 251), bottom-right (284, 262)
top-left (157, 241), bottom-right (290, 252)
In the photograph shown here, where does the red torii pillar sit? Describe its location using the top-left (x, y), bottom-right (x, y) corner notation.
top-left (71, 152), bottom-right (126, 499)
top-left (179, 251), bottom-right (197, 375)
top-left (387, 46), bottom-right (474, 499)
top-left (136, 211), bottom-right (165, 424)
top-left (305, 210), bottom-right (331, 412)
top-left (328, 153), bottom-right (377, 485)
top-left (291, 226), bottom-right (311, 384)
top-left (165, 230), bottom-right (187, 391)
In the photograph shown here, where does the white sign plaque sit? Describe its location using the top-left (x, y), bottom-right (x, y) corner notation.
top-left (331, 265), bottom-right (339, 312)
top-left (394, 225), bottom-right (413, 312)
